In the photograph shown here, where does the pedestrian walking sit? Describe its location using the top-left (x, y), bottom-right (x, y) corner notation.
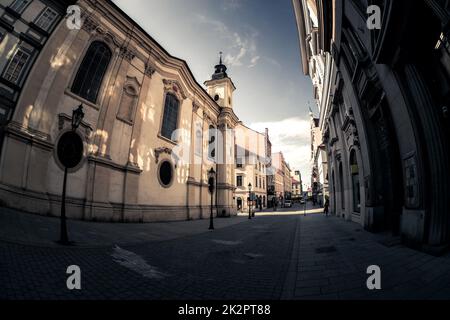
top-left (324, 197), bottom-right (330, 216)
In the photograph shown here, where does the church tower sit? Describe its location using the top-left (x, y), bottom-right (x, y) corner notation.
top-left (204, 53), bottom-right (238, 218)
top-left (204, 53), bottom-right (236, 109)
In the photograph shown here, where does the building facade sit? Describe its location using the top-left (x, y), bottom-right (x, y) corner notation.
top-left (310, 113), bottom-right (329, 206)
top-left (271, 151), bottom-right (292, 204)
top-left (0, 0), bottom-right (241, 222)
top-left (0, 0), bottom-right (76, 139)
top-left (234, 123), bottom-right (268, 212)
top-left (291, 168), bottom-right (303, 200)
top-left (291, 177), bottom-right (301, 201)
top-left (293, 0), bottom-right (450, 253)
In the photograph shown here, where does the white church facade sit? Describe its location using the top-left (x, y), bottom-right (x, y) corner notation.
top-left (0, 0), bottom-right (241, 222)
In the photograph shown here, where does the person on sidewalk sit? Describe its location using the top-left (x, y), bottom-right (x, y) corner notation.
top-left (324, 197), bottom-right (330, 216)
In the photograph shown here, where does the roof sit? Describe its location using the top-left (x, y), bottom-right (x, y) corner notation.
top-left (104, 0), bottom-right (234, 116)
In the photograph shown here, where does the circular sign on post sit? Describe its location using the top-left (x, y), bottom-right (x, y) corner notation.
top-left (57, 131), bottom-right (84, 169)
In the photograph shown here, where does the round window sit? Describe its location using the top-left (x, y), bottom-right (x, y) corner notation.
top-left (159, 161), bottom-right (173, 187)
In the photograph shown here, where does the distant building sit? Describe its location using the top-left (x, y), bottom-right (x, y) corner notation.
top-left (235, 123), bottom-right (268, 212)
top-left (291, 177), bottom-right (301, 200)
top-left (291, 169), bottom-right (303, 193)
top-left (264, 128), bottom-right (273, 207)
top-left (271, 151), bottom-right (292, 203)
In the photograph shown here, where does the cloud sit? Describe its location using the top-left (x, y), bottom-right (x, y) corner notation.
top-left (195, 14), bottom-right (260, 69)
top-left (221, 0), bottom-right (245, 11)
top-left (249, 117), bottom-right (313, 182)
top-left (248, 56), bottom-right (260, 68)
top-left (263, 56), bottom-right (281, 68)
top-left (195, 14), bottom-right (229, 35)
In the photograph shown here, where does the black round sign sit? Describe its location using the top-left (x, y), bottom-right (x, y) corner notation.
top-left (57, 131), bottom-right (84, 169)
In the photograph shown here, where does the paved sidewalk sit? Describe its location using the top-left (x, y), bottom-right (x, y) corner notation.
top-left (0, 207), bottom-right (247, 248)
top-left (1, 204), bottom-right (450, 299)
top-left (285, 213), bottom-right (450, 299)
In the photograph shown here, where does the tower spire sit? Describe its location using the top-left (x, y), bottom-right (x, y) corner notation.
top-left (212, 51), bottom-right (228, 80)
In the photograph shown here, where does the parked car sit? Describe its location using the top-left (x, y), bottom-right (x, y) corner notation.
top-left (284, 200), bottom-right (292, 208)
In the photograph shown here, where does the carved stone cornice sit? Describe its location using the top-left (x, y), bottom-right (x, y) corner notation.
top-left (81, 16), bottom-right (99, 33)
top-left (154, 147), bottom-right (172, 164)
top-left (163, 79), bottom-right (187, 100)
top-left (203, 111), bottom-right (214, 125)
top-left (192, 101), bottom-right (200, 113)
top-left (342, 114), bottom-right (360, 149)
top-left (4, 121), bottom-right (53, 151)
top-left (144, 63), bottom-right (156, 77)
top-left (119, 46), bottom-right (136, 62)
top-left (330, 137), bottom-right (339, 147)
top-left (58, 113), bottom-right (93, 138)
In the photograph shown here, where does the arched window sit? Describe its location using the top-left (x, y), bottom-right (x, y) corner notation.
top-left (72, 41), bottom-right (112, 103)
top-left (161, 93), bottom-right (180, 140)
top-left (350, 150), bottom-right (361, 213)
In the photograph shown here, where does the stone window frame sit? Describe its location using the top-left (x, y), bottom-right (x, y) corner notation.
top-left (1, 42), bottom-right (34, 85)
top-left (8, 0), bottom-right (32, 15)
top-left (157, 159), bottom-right (175, 189)
top-left (236, 175), bottom-right (243, 187)
top-left (53, 127), bottom-right (89, 174)
top-left (158, 79), bottom-right (186, 145)
top-left (70, 41), bottom-right (113, 105)
top-left (116, 77), bottom-right (140, 125)
top-left (33, 6), bottom-right (59, 32)
top-left (159, 92), bottom-right (180, 142)
top-left (67, 36), bottom-right (118, 111)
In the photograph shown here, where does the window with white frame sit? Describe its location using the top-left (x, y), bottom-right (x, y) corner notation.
top-left (34, 7), bottom-right (58, 31)
top-left (3, 47), bottom-right (31, 84)
top-left (9, 0), bottom-right (31, 14)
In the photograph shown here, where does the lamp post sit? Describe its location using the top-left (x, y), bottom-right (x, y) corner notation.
top-left (58, 105), bottom-right (84, 245)
top-left (208, 168), bottom-right (216, 230)
top-left (248, 183), bottom-right (252, 220)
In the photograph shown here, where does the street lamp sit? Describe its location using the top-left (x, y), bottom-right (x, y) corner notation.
top-left (72, 104), bottom-right (85, 130)
top-left (248, 183), bottom-right (252, 220)
top-left (58, 105), bottom-right (84, 245)
top-left (208, 168), bottom-right (216, 230)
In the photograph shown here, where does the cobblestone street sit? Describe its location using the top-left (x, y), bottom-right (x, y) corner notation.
top-left (1, 204), bottom-right (450, 300)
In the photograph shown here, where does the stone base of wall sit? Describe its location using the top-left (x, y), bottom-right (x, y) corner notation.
top-left (364, 206), bottom-right (385, 232)
top-left (0, 183), bottom-right (237, 223)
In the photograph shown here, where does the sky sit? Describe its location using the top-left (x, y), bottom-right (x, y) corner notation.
top-left (113, 0), bottom-right (315, 186)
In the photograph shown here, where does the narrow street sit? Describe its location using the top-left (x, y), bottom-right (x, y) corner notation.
top-left (1, 204), bottom-right (449, 300)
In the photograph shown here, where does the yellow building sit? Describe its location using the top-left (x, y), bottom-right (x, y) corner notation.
top-left (234, 123), bottom-right (268, 212)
